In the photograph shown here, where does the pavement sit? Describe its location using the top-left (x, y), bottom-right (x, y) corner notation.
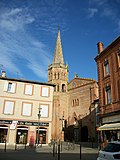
top-left (0, 143), bottom-right (98, 160)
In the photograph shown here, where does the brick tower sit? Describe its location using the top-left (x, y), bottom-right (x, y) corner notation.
top-left (48, 28), bottom-right (68, 140)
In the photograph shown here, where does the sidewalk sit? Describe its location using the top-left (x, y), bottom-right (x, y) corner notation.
top-left (0, 143), bottom-right (98, 160)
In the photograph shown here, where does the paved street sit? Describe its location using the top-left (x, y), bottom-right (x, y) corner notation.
top-left (0, 143), bottom-right (98, 160)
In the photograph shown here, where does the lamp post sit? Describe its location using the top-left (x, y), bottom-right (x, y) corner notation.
top-left (37, 106), bottom-right (41, 146)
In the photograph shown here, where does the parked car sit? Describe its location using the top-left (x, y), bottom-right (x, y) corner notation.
top-left (97, 141), bottom-right (120, 160)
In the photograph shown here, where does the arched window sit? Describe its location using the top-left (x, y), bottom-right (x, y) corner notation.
top-left (57, 84), bottom-right (59, 92)
top-left (50, 72), bottom-right (52, 80)
top-left (54, 85), bottom-right (56, 92)
top-left (62, 72), bottom-right (64, 79)
top-left (77, 99), bottom-right (79, 106)
top-left (64, 73), bottom-right (66, 79)
top-left (62, 84), bottom-right (66, 92)
top-left (75, 99), bottom-right (77, 106)
top-left (54, 73), bottom-right (56, 79)
top-left (58, 72), bottom-right (59, 79)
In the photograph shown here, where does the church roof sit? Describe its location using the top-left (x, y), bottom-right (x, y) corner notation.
top-left (52, 28), bottom-right (64, 64)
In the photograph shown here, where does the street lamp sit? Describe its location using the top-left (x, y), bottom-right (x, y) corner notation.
top-left (37, 106), bottom-right (41, 145)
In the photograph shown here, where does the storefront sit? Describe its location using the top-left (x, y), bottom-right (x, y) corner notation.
top-left (0, 120), bottom-right (50, 146)
top-left (98, 123), bottom-right (120, 148)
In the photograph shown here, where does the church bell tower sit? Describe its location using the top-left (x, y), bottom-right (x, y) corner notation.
top-left (48, 28), bottom-right (68, 93)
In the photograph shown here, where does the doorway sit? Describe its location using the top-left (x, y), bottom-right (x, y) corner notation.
top-left (81, 126), bottom-right (88, 142)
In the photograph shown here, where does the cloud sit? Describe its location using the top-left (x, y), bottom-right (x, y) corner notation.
top-left (89, 0), bottom-right (107, 6)
top-left (0, 0), bottom-right (69, 80)
top-left (101, 7), bottom-right (115, 17)
top-left (32, 0), bottom-right (68, 34)
top-left (87, 8), bottom-right (98, 18)
top-left (0, 7), bottom-right (51, 80)
top-left (88, 0), bottom-right (120, 32)
top-left (0, 8), bottom-right (35, 31)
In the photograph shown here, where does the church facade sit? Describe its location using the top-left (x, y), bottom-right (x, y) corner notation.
top-left (48, 29), bottom-right (99, 142)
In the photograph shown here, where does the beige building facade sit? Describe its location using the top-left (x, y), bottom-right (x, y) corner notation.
top-left (0, 74), bottom-right (54, 147)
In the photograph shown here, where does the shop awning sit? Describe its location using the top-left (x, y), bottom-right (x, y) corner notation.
top-left (98, 123), bottom-right (120, 131)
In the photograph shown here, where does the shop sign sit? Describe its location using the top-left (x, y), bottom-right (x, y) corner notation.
top-left (10, 121), bottom-right (18, 130)
top-left (0, 120), bottom-right (49, 126)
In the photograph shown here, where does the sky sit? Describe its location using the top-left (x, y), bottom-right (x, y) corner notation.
top-left (0, 0), bottom-right (120, 82)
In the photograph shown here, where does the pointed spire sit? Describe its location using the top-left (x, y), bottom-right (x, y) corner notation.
top-left (52, 27), bottom-right (64, 64)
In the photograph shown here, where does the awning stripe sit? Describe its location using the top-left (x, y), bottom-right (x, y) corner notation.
top-left (98, 123), bottom-right (120, 131)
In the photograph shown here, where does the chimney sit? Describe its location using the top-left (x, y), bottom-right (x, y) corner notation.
top-left (1, 71), bottom-right (6, 77)
top-left (97, 42), bottom-right (104, 54)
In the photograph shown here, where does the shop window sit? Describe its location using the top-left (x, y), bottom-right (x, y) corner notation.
top-left (16, 126), bottom-right (28, 144)
top-left (4, 101), bottom-right (14, 115)
top-left (24, 84), bottom-right (33, 95)
top-left (0, 125), bottom-right (8, 143)
top-left (105, 85), bottom-right (112, 104)
top-left (41, 86), bottom-right (49, 97)
top-left (104, 59), bottom-right (110, 76)
top-left (4, 81), bottom-right (16, 93)
top-left (22, 103), bottom-right (32, 116)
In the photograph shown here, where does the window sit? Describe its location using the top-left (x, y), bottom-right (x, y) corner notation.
top-left (41, 86), bottom-right (49, 97)
top-left (40, 105), bottom-right (48, 117)
top-left (4, 101), bottom-right (14, 114)
top-left (62, 84), bottom-right (66, 92)
top-left (54, 73), bottom-right (56, 79)
top-left (118, 80), bottom-right (120, 100)
top-left (57, 84), bottom-right (59, 92)
top-left (22, 103), bottom-right (32, 116)
top-left (58, 73), bottom-right (59, 79)
top-left (4, 81), bottom-right (16, 93)
top-left (118, 47), bottom-right (120, 67)
top-left (24, 84), bottom-right (33, 95)
top-left (105, 85), bottom-right (112, 104)
top-left (104, 59), bottom-right (110, 76)
top-left (54, 85), bottom-right (56, 92)
top-left (118, 47), bottom-right (120, 56)
top-left (72, 99), bottom-right (79, 107)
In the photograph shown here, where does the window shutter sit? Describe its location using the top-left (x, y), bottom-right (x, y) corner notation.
top-left (10, 83), bottom-right (16, 93)
top-left (23, 103), bottom-right (31, 116)
top-left (4, 81), bottom-right (8, 91)
top-left (25, 85), bottom-right (33, 95)
top-left (4, 101), bottom-right (14, 114)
